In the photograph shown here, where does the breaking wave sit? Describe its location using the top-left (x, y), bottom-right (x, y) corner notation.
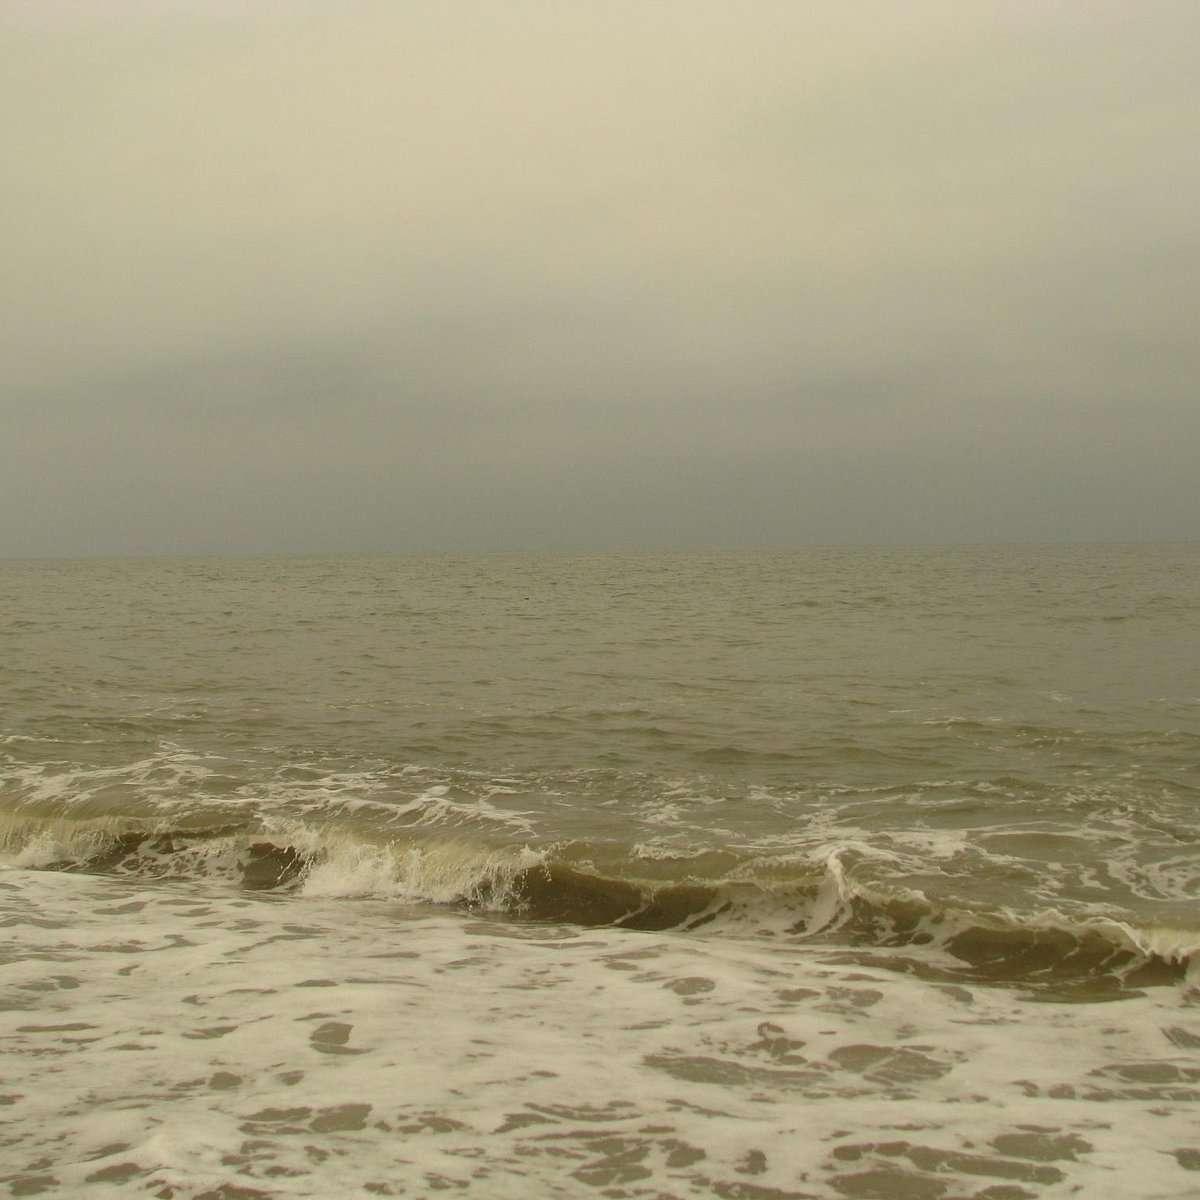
top-left (3, 812), bottom-right (1194, 995)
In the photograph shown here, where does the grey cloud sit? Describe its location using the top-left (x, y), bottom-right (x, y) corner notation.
top-left (2, 1), bottom-right (1198, 556)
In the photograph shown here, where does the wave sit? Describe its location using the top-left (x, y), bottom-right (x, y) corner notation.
top-left (3, 813), bottom-right (1195, 993)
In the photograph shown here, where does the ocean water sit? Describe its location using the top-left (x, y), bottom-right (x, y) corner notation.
top-left (2, 544), bottom-right (1198, 1199)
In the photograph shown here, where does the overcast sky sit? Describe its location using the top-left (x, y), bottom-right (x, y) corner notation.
top-left (3, 1), bottom-right (1197, 557)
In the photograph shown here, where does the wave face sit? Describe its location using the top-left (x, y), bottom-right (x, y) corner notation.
top-left (2, 544), bottom-right (1199, 1000)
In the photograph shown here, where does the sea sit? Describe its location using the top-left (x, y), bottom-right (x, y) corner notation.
top-left (1, 544), bottom-right (1197, 1199)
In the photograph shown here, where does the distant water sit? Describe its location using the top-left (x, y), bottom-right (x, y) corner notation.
top-left (2, 545), bottom-right (1198, 1198)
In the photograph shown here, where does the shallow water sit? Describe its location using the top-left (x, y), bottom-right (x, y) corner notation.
top-left (2, 545), bottom-right (1198, 1196)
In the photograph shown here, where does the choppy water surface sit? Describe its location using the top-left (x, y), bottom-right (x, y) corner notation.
top-left (2, 544), bottom-right (1198, 1197)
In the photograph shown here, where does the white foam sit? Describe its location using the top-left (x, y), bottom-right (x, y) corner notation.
top-left (0, 745), bottom-right (220, 814)
top-left (297, 832), bottom-right (544, 907)
top-left (1112, 919), bottom-right (1200, 966)
top-left (1, 821), bottom-right (119, 869)
top-left (3, 867), bottom-right (1198, 1199)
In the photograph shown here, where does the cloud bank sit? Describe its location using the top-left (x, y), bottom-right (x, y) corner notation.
top-left (3, 1), bottom-right (1197, 555)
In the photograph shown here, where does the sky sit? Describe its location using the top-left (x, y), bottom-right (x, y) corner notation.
top-left (2, 0), bottom-right (1198, 557)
